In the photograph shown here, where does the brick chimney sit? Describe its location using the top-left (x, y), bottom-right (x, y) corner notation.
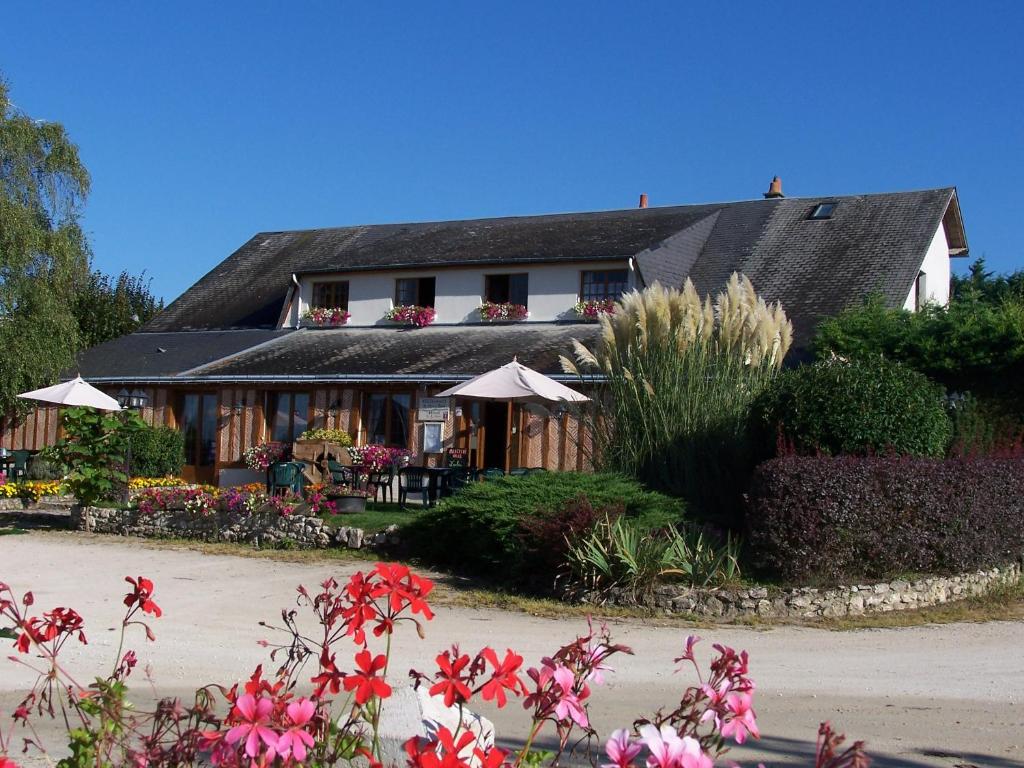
top-left (638, 193), bottom-right (648, 209)
top-left (763, 176), bottom-right (784, 199)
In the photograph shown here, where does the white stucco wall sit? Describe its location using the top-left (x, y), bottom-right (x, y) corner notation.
top-left (294, 260), bottom-right (633, 326)
top-left (903, 224), bottom-right (952, 310)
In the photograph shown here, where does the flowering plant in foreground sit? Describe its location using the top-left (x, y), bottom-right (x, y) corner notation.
top-left (0, 566), bottom-right (868, 768)
top-left (386, 305), bottom-right (437, 328)
top-left (303, 307), bottom-right (352, 327)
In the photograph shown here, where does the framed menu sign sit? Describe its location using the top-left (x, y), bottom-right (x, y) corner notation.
top-left (417, 397), bottom-right (451, 421)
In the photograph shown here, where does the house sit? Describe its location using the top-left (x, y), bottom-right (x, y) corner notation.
top-left (1, 180), bottom-right (968, 485)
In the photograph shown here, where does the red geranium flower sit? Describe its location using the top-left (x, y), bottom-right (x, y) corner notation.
top-left (124, 576), bottom-right (162, 617)
top-left (429, 650), bottom-right (473, 707)
top-left (479, 648), bottom-right (526, 708)
top-left (343, 649), bottom-right (391, 705)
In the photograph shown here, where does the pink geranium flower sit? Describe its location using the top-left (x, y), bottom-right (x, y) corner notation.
top-left (276, 697), bottom-right (316, 762)
top-left (603, 728), bottom-right (642, 768)
top-left (720, 692), bottom-right (760, 744)
top-left (551, 665), bottom-right (589, 728)
top-left (225, 693), bottom-right (278, 758)
top-left (639, 724), bottom-right (712, 768)
top-left (585, 642), bottom-right (614, 685)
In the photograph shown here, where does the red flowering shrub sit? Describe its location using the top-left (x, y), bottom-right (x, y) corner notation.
top-left (747, 455), bottom-right (1024, 582)
top-left (386, 305), bottom-right (437, 327)
top-left (0, 565), bottom-right (867, 768)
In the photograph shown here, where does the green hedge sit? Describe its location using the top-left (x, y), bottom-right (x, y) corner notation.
top-left (129, 425), bottom-right (185, 477)
top-left (403, 472), bottom-right (684, 586)
top-left (752, 356), bottom-right (952, 458)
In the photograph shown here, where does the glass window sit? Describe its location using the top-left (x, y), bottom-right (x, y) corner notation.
top-left (180, 393), bottom-right (218, 467)
top-left (312, 281), bottom-right (349, 309)
top-left (808, 202), bottom-right (836, 220)
top-left (485, 273), bottom-right (528, 306)
top-left (270, 392), bottom-right (310, 443)
top-left (581, 269), bottom-right (629, 302)
top-left (394, 277), bottom-right (436, 306)
top-left (363, 392), bottom-right (412, 446)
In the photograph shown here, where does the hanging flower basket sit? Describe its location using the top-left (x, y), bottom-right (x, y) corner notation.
top-left (302, 307), bottom-right (351, 327)
top-left (385, 305), bottom-right (436, 327)
top-left (479, 302), bottom-right (529, 322)
top-left (574, 299), bottom-right (617, 321)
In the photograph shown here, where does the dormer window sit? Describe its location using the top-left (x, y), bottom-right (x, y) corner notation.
top-left (485, 273), bottom-right (529, 307)
top-left (808, 202), bottom-right (837, 220)
top-left (395, 277), bottom-right (436, 307)
top-left (312, 280), bottom-right (349, 309)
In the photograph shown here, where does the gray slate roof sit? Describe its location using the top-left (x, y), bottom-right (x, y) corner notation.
top-left (78, 187), bottom-right (966, 382)
top-left (144, 188), bottom-right (964, 348)
top-left (76, 329), bottom-right (292, 381)
top-left (77, 324), bottom-right (600, 382)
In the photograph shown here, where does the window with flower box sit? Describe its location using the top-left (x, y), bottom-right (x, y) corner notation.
top-left (580, 269), bottom-right (629, 302)
top-left (395, 277), bottom-right (436, 308)
top-left (311, 280), bottom-right (350, 310)
top-left (485, 273), bottom-right (529, 307)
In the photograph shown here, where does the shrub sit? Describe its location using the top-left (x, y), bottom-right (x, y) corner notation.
top-left (746, 455), bottom-right (1024, 583)
top-left (564, 515), bottom-right (742, 600)
top-left (27, 455), bottom-right (63, 481)
top-left (128, 425), bottom-right (185, 477)
top-left (297, 428), bottom-right (353, 446)
top-left (403, 472), bottom-right (684, 588)
top-left (562, 274), bottom-right (792, 527)
top-left (752, 355), bottom-right (952, 458)
top-left (946, 392), bottom-right (1024, 457)
top-left (54, 407), bottom-right (143, 505)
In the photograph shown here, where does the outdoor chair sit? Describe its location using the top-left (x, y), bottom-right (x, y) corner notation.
top-left (10, 450), bottom-right (31, 481)
top-left (327, 460), bottom-right (357, 486)
top-left (269, 461), bottom-right (306, 497)
top-left (397, 466), bottom-right (429, 509)
top-left (368, 464), bottom-right (396, 504)
top-left (508, 467), bottom-right (529, 477)
top-left (448, 468), bottom-right (478, 493)
top-left (482, 467), bottom-right (506, 481)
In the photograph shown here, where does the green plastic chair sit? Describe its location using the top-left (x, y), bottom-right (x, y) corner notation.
top-left (482, 467), bottom-right (506, 481)
top-left (11, 450), bottom-right (31, 480)
top-left (269, 461), bottom-right (306, 496)
top-left (508, 467), bottom-right (529, 477)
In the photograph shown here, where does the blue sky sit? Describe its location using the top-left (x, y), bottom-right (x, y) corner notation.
top-left (4, 2), bottom-right (1023, 302)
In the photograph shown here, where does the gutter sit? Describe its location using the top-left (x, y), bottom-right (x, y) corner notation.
top-left (81, 373), bottom-right (604, 385)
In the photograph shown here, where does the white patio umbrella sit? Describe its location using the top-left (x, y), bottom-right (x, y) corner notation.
top-left (18, 376), bottom-right (122, 411)
top-left (436, 358), bottom-right (590, 404)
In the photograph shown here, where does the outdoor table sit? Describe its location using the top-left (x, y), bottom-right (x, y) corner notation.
top-left (424, 466), bottom-right (452, 505)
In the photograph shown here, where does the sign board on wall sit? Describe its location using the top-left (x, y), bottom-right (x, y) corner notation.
top-left (417, 397), bottom-right (451, 421)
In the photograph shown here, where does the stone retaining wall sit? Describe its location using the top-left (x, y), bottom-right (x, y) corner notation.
top-left (579, 562), bottom-right (1021, 619)
top-left (72, 506), bottom-right (398, 551)
top-left (0, 495), bottom-right (75, 510)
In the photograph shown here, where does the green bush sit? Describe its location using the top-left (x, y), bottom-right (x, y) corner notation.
top-left (27, 455), bottom-right (64, 481)
top-left (403, 472), bottom-right (684, 587)
top-left (753, 356), bottom-right (952, 458)
top-left (128, 425), bottom-right (185, 477)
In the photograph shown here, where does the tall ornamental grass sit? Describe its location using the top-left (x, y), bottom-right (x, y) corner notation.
top-left (561, 274), bottom-right (792, 527)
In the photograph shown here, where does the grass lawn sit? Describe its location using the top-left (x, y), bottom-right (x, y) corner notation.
top-left (322, 502), bottom-right (423, 533)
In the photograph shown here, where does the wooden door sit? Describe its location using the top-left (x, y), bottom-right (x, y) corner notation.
top-left (179, 393), bottom-right (218, 485)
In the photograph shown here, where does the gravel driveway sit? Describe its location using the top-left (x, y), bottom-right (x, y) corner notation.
top-left (1, 533), bottom-right (1021, 768)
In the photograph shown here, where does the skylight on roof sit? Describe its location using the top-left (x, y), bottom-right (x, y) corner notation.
top-left (808, 202), bottom-right (837, 220)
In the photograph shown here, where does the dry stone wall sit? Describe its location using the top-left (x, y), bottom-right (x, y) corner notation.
top-left (72, 506), bottom-right (398, 551)
top-left (580, 562), bottom-right (1021, 619)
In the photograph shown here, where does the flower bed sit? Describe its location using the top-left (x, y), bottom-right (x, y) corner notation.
top-left (0, 480), bottom-right (65, 502)
top-left (479, 301), bottom-right (529, 321)
top-left (302, 307), bottom-right (351, 326)
top-left (574, 298), bottom-right (616, 320)
top-left (386, 304), bottom-right (436, 327)
top-left (128, 476), bottom-right (186, 490)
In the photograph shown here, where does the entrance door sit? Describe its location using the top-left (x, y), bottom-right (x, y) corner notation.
top-left (180, 393), bottom-right (218, 485)
top-left (482, 401), bottom-right (510, 472)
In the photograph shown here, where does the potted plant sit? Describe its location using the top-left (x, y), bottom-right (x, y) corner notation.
top-left (302, 307), bottom-right (351, 327)
top-left (479, 302), bottom-right (529, 322)
top-left (321, 484), bottom-right (371, 513)
top-left (385, 305), bottom-right (436, 327)
top-left (574, 298), bottom-right (616, 320)
top-left (243, 442), bottom-right (288, 472)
